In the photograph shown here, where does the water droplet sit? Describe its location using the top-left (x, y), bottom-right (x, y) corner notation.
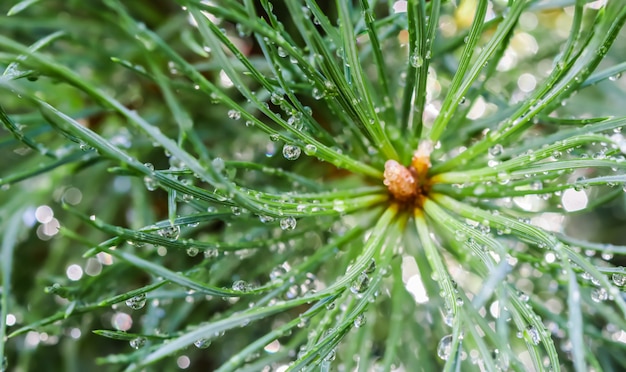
top-left (443, 310), bottom-right (454, 327)
top-left (609, 72), bottom-right (622, 81)
top-left (232, 280), bottom-right (250, 292)
top-left (489, 144), bottom-right (503, 157)
top-left (280, 216), bottom-right (297, 230)
top-left (186, 247), bottom-right (199, 257)
top-left (270, 264), bottom-right (288, 280)
top-left (143, 175), bottom-right (158, 191)
top-left (333, 200), bottom-right (346, 214)
top-left (269, 133), bottom-right (280, 142)
top-left (437, 334), bottom-right (453, 360)
top-left (526, 325), bottom-right (541, 345)
top-left (292, 315), bottom-right (308, 329)
top-left (259, 215), bottom-right (275, 223)
top-left (234, 22), bottom-right (251, 36)
top-left (126, 293), bottom-right (147, 310)
top-left (364, 258), bottom-right (376, 274)
top-left (312, 87), bottom-right (325, 100)
top-left (129, 337), bottom-right (146, 349)
top-left (350, 272), bottom-right (370, 294)
top-left (591, 287), bottom-right (608, 302)
top-left (282, 144), bottom-right (301, 160)
top-left (212, 157), bottom-right (225, 173)
top-left (194, 338), bottom-right (212, 349)
top-left (285, 285), bottom-right (301, 300)
top-left (79, 141), bottom-right (94, 151)
top-left (290, 115), bottom-right (301, 129)
top-left (324, 349), bottom-right (336, 361)
top-left (168, 61), bottom-right (178, 74)
top-left (354, 314), bottom-right (366, 328)
top-left (227, 109), bottom-right (241, 120)
top-left (518, 291), bottom-right (530, 302)
top-left (204, 249), bottom-right (219, 259)
top-left (270, 92), bottom-right (284, 105)
top-left (304, 144), bottom-right (317, 155)
top-left (168, 156), bottom-right (185, 170)
top-left (612, 273), bottom-right (625, 286)
top-left (158, 225), bottom-right (180, 240)
top-left (409, 53), bottom-right (423, 68)
top-left (493, 349), bottom-right (509, 371)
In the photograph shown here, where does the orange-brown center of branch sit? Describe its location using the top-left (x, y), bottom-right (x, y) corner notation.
top-left (383, 141), bottom-right (433, 208)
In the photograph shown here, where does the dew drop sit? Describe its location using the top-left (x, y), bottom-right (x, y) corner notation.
top-left (332, 200), bottom-right (346, 214)
top-left (364, 258), bottom-right (376, 274)
top-left (518, 291), bottom-right (530, 302)
top-left (530, 180), bottom-right (543, 191)
top-left (126, 293), bottom-right (147, 310)
top-left (280, 216), bottom-right (297, 230)
top-left (232, 280), bottom-right (250, 292)
top-left (270, 92), bottom-right (284, 105)
top-left (437, 334), bottom-right (453, 360)
top-left (443, 310), bottom-right (454, 327)
top-left (297, 316), bottom-right (309, 328)
top-left (227, 109), bottom-right (241, 120)
top-left (269, 264), bottom-right (288, 280)
top-left (259, 215), bottom-right (275, 223)
top-left (212, 157), bottom-right (225, 173)
top-left (158, 225), bottom-right (180, 240)
top-left (526, 325), bottom-right (541, 345)
top-left (312, 87), bottom-right (325, 100)
top-left (493, 349), bottom-right (509, 371)
top-left (282, 144), bottom-right (301, 160)
top-left (612, 273), bottom-right (626, 286)
top-left (324, 349), bottom-right (336, 362)
top-left (143, 175), bottom-right (158, 191)
top-left (129, 337), bottom-right (146, 349)
top-left (590, 287), bottom-right (608, 302)
top-left (194, 338), bottom-right (212, 349)
top-left (168, 156), bottom-right (185, 170)
top-left (488, 144), bottom-right (503, 157)
top-left (186, 247), bottom-right (199, 257)
top-left (354, 314), bottom-right (366, 328)
top-left (409, 53), bottom-right (423, 68)
top-left (304, 144), bottom-right (317, 156)
top-left (350, 272), bottom-right (370, 294)
top-left (79, 141), bottom-right (94, 151)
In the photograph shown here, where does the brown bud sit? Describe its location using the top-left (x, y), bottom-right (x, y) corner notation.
top-left (384, 160), bottom-right (417, 201)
